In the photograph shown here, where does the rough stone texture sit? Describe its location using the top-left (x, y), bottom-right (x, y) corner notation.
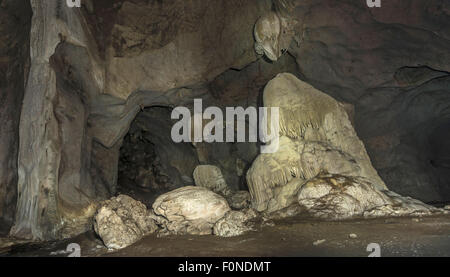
top-left (213, 209), bottom-right (258, 237)
top-left (247, 73), bottom-right (386, 212)
top-left (297, 174), bottom-right (442, 220)
top-left (94, 195), bottom-right (158, 250)
top-left (227, 191), bottom-right (251, 210)
top-left (91, 0), bottom-right (273, 99)
top-left (152, 186), bottom-right (230, 235)
top-left (193, 165), bottom-right (231, 196)
top-left (10, 0), bottom-right (105, 240)
top-left (193, 166), bottom-right (251, 210)
top-left (118, 107), bottom-right (198, 193)
top-left (0, 0), bottom-right (32, 230)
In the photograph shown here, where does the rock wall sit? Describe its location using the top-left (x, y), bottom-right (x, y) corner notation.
top-left (247, 73), bottom-right (386, 212)
top-left (10, 0), bottom-right (104, 240)
top-left (265, 0), bottom-right (450, 202)
top-left (0, 0), bottom-right (32, 233)
top-left (8, 0), bottom-right (274, 240)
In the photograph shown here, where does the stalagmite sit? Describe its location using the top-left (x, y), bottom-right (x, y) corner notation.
top-left (247, 73), bottom-right (387, 212)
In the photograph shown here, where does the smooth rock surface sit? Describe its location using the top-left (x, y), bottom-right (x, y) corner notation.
top-left (152, 186), bottom-right (230, 235)
top-left (193, 165), bottom-right (231, 196)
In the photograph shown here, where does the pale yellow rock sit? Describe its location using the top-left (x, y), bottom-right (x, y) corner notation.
top-left (247, 73), bottom-right (387, 213)
top-left (193, 165), bottom-right (231, 196)
top-left (152, 186), bottom-right (230, 235)
top-left (94, 195), bottom-right (158, 250)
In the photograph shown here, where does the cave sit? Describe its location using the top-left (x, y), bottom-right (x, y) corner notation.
top-left (117, 106), bottom-right (200, 206)
top-left (0, 0), bottom-right (450, 259)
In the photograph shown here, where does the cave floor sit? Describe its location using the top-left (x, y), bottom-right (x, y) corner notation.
top-left (2, 214), bottom-right (450, 257)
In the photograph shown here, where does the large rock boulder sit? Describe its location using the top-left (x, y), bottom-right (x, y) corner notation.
top-left (152, 186), bottom-right (230, 235)
top-left (193, 165), bottom-right (251, 210)
top-left (193, 165), bottom-right (232, 196)
top-left (297, 173), bottom-right (443, 220)
top-left (247, 73), bottom-right (386, 212)
top-left (93, 195), bottom-right (158, 250)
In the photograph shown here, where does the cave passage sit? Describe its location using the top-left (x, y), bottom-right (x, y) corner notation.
top-left (117, 107), bottom-right (199, 206)
top-left (117, 105), bottom-right (259, 206)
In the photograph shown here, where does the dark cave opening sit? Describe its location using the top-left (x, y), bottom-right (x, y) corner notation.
top-left (117, 106), bottom-right (199, 207)
top-left (116, 105), bottom-right (259, 207)
top-left (428, 121), bottom-right (450, 204)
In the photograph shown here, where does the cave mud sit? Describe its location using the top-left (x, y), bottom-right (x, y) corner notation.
top-left (0, 0), bottom-right (449, 258)
top-left (2, 214), bottom-right (450, 257)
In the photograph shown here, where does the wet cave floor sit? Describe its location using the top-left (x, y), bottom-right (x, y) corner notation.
top-left (2, 214), bottom-right (450, 257)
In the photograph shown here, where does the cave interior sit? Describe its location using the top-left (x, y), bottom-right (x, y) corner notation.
top-left (0, 0), bottom-right (449, 256)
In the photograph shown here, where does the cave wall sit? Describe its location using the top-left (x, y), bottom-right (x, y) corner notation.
top-left (9, 0), bottom-right (276, 240)
top-left (286, 0), bottom-right (450, 101)
top-left (10, 0), bottom-right (105, 240)
top-left (276, 0), bottom-right (450, 202)
top-left (0, 0), bottom-right (32, 233)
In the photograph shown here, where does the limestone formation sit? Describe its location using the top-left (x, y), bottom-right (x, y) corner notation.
top-left (253, 2), bottom-right (296, 61)
top-left (1, 0), bottom-right (449, 244)
top-left (297, 174), bottom-right (442, 220)
top-left (152, 186), bottom-right (230, 235)
top-left (193, 165), bottom-right (232, 197)
top-left (213, 209), bottom-right (258, 237)
top-left (247, 73), bottom-right (386, 212)
top-left (193, 165), bottom-right (251, 210)
top-left (6, 0), bottom-right (273, 241)
top-left (11, 0), bottom-right (105, 240)
top-left (93, 195), bottom-right (158, 250)
top-left (103, 0), bottom-right (273, 99)
top-left (269, 0), bottom-right (450, 203)
top-left (254, 12), bottom-right (283, 61)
